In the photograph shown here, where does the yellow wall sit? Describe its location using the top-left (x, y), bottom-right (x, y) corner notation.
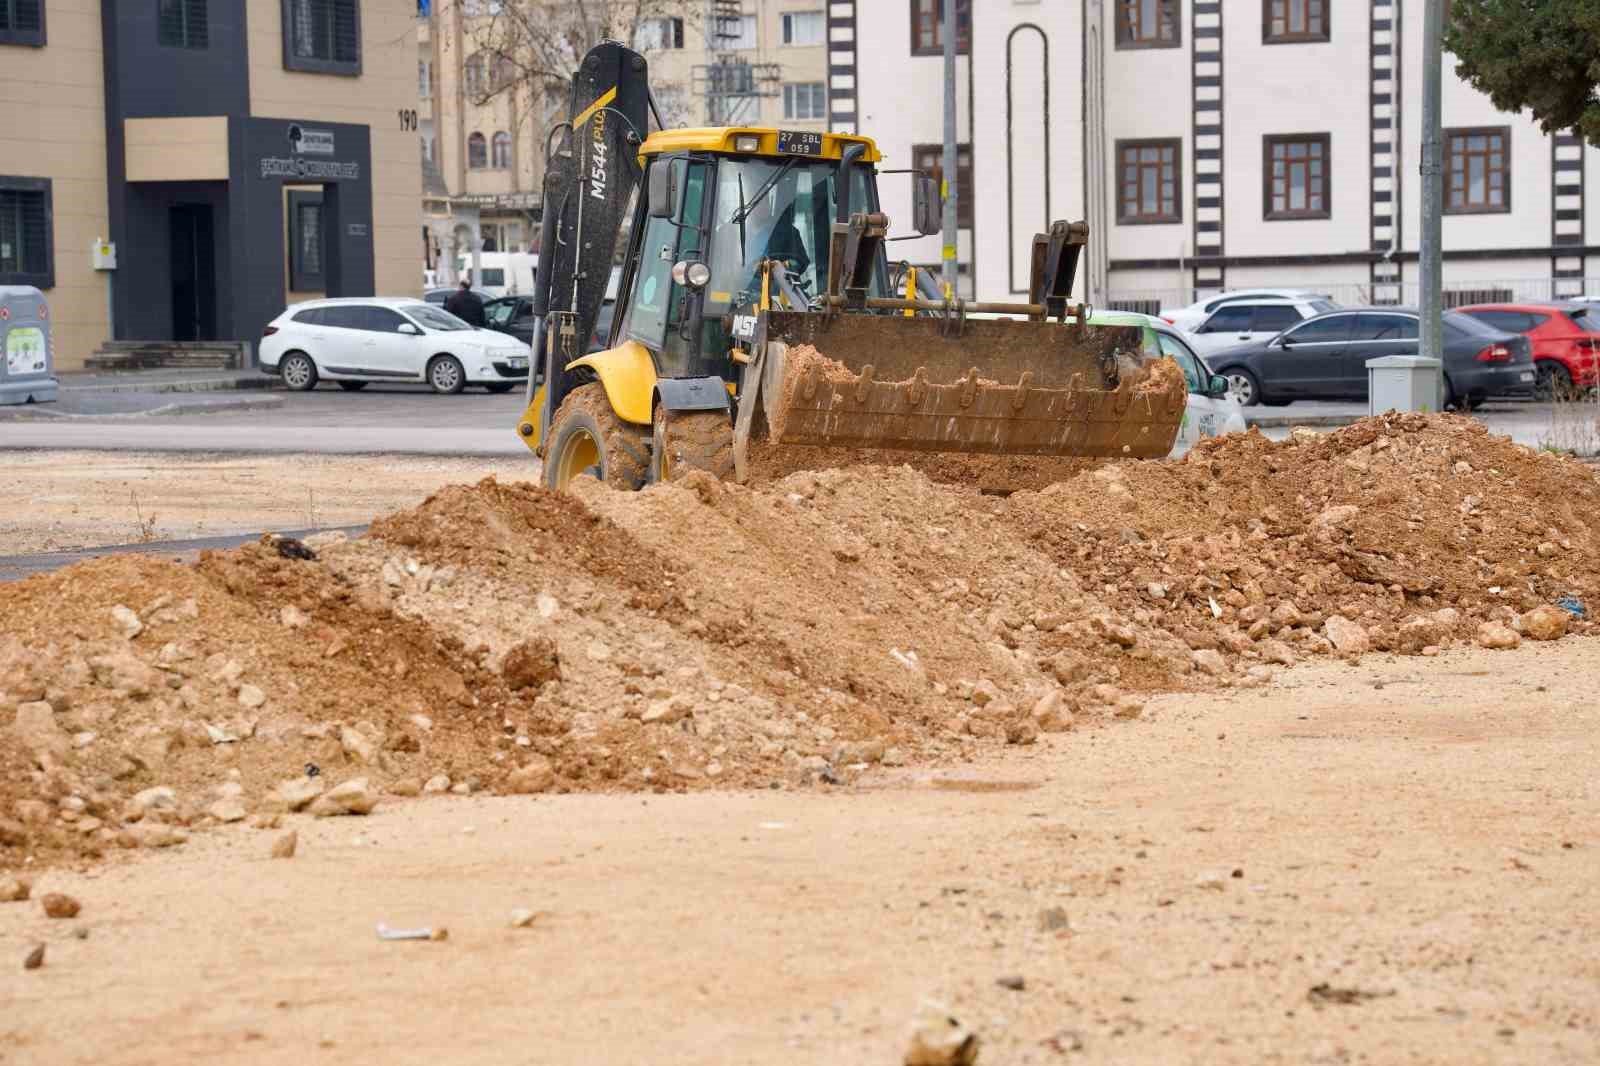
top-left (1, 0), bottom-right (108, 370)
top-left (248, 0), bottom-right (420, 301)
top-left (125, 117), bottom-right (230, 182)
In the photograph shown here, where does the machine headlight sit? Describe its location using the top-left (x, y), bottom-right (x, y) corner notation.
top-left (672, 260), bottom-right (712, 290)
top-left (733, 134), bottom-right (760, 153)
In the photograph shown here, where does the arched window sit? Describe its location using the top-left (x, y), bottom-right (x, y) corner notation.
top-left (467, 132), bottom-right (487, 169)
top-left (491, 131), bottom-right (511, 169)
top-left (464, 53), bottom-right (485, 96)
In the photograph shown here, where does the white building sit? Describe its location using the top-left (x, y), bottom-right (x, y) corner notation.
top-left (831, 0), bottom-right (1597, 310)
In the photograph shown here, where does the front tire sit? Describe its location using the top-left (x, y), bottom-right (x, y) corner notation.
top-left (543, 382), bottom-right (649, 491)
top-left (280, 351), bottom-right (318, 392)
top-left (1222, 369), bottom-right (1260, 407)
top-left (428, 355), bottom-right (466, 395)
top-left (650, 405), bottom-right (735, 484)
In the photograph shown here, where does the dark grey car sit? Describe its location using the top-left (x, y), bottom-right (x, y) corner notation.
top-left (1205, 307), bottom-right (1536, 408)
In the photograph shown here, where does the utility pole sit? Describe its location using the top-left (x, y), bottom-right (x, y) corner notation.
top-left (1419, 0), bottom-right (1444, 362)
top-left (941, 0), bottom-right (958, 300)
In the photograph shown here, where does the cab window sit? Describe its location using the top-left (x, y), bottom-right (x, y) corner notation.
top-left (622, 156), bottom-right (709, 365)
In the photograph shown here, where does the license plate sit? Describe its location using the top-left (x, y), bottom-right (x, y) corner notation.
top-left (777, 130), bottom-right (823, 156)
top-left (1520, 371), bottom-right (1534, 382)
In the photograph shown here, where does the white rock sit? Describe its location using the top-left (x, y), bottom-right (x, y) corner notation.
top-left (509, 908), bottom-right (538, 928)
top-left (423, 774), bottom-right (451, 794)
top-left (131, 786), bottom-right (177, 812)
top-left (535, 593), bottom-right (559, 619)
top-left (237, 684), bottom-right (267, 709)
top-left (309, 777), bottom-right (379, 817)
top-left (1322, 615), bottom-right (1371, 657)
top-left (110, 604), bottom-right (144, 639)
top-left (268, 776), bottom-right (324, 812)
top-left (1191, 649), bottom-right (1227, 676)
top-left (340, 725), bottom-right (376, 764)
top-left (409, 713), bottom-right (434, 732)
top-left (279, 605), bottom-right (310, 629)
top-left (207, 798), bottom-right (248, 823)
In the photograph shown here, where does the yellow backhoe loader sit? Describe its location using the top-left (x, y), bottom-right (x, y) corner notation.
top-left (517, 43), bottom-right (1185, 490)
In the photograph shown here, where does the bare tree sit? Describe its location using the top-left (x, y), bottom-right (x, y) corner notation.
top-left (457, 0), bottom-right (697, 120)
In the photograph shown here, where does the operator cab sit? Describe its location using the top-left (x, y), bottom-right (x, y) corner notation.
top-left (612, 133), bottom-right (893, 381)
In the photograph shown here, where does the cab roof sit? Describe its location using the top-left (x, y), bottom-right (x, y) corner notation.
top-left (638, 127), bottom-right (882, 164)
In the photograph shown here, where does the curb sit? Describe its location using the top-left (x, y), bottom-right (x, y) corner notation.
top-left (0, 394), bottom-right (284, 421)
top-left (1243, 414), bottom-right (1365, 429)
top-left (58, 375), bottom-right (283, 395)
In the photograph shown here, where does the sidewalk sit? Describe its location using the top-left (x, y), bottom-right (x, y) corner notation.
top-left (0, 368), bottom-right (283, 419)
top-left (57, 368), bottom-right (280, 394)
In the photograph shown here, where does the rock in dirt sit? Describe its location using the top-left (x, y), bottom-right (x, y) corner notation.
top-left (23, 944), bottom-right (45, 970)
top-left (390, 778), bottom-right (422, 797)
top-left (1191, 649), bottom-right (1227, 676)
top-left (506, 757), bottom-right (555, 794)
top-left (340, 725), bottom-right (377, 764)
top-left (125, 823), bottom-right (185, 848)
top-left (641, 697), bottom-right (691, 725)
top-left (1476, 622), bottom-right (1521, 651)
top-left (207, 798), bottom-right (248, 824)
top-left (996, 975), bottom-right (1027, 991)
top-left (501, 636), bottom-right (560, 691)
top-left (1519, 605), bottom-right (1570, 642)
top-left (423, 774), bottom-right (451, 794)
top-left (509, 908), bottom-right (538, 928)
top-left (309, 778), bottom-right (378, 817)
top-left (237, 684), bottom-right (267, 709)
top-left (267, 776), bottom-right (324, 813)
top-left (904, 1003), bottom-right (980, 1066)
top-left (0, 877), bottom-right (31, 903)
top-left (130, 786), bottom-right (177, 813)
top-left (41, 893), bottom-right (81, 919)
top-left (1322, 616), bottom-right (1371, 657)
top-left (10, 701), bottom-right (67, 758)
top-left (109, 604), bottom-right (143, 639)
top-left (270, 830), bottom-right (298, 859)
top-left (1032, 690), bottom-right (1072, 732)
top-left (1038, 906), bottom-right (1069, 932)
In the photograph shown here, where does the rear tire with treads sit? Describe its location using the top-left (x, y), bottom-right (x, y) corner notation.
top-left (650, 406), bottom-right (734, 484)
top-left (542, 382), bottom-right (649, 491)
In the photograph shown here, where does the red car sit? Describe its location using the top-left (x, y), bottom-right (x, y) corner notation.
top-left (1456, 302), bottom-right (1600, 398)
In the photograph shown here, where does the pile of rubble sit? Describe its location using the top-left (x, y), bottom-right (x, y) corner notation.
top-left (3, 413), bottom-right (1595, 867)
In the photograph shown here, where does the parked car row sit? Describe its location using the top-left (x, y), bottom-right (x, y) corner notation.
top-left (1156, 287), bottom-right (1596, 407)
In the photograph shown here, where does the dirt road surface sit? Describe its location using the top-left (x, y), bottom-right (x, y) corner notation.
top-left (3, 639), bottom-right (1594, 1066)
top-left (1, 451), bottom-right (531, 553)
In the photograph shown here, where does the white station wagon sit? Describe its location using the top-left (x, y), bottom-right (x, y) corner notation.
top-left (259, 297), bottom-right (532, 394)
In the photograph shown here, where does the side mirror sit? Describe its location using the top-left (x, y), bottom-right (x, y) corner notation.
top-left (1208, 374), bottom-right (1228, 397)
top-left (912, 173), bottom-right (942, 236)
top-left (648, 161), bottom-right (677, 219)
top-left (398, 322), bottom-right (421, 335)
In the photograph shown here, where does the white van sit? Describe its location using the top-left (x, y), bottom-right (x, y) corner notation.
top-left (456, 252), bottom-right (538, 298)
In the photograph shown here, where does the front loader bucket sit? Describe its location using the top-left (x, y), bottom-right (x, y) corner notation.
top-left (754, 313), bottom-right (1186, 461)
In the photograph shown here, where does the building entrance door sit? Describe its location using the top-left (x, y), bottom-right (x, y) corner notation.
top-left (170, 204), bottom-right (217, 341)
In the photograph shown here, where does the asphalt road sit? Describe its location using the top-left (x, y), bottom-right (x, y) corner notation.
top-left (0, 380), bottom-right (1583, 456)
top-left (0, 383), bottom-right (534, 455)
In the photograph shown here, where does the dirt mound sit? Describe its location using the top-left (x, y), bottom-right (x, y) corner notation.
top-left (4, 413), bottom-right (1596, 870)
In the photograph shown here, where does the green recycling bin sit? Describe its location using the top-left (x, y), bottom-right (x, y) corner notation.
top-left (0, 285), bottom-right (56, 405)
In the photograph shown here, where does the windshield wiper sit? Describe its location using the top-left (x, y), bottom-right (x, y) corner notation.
top-left (730, 157), bottom-right (798, 226)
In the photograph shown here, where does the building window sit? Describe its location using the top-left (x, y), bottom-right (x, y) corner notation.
top-left (491, 54), bottom-right (515, 91)
top-left (1116, 139), bottom-right (1181, 224)
top-left (0, 0), bottom-right (45, 46)
top-left (782, 10), bottom-right (824, 46)
top-left (158, 0), bottom-right (207, 48)
top-left (1445, 127), bottom-right (1510, 214)
top-left (288, 191), bottom-right (323, 292)
top-left (1116, 0), bottom-right (1180, 49)
top-left (709, 13), bottom-right (756, 50)
top-left (0, 177), bottom-right (52, 288)
top-left (282, 0), bottom-right (360, 76)
top-left (912, 143), bottom-right (973, 228)
top-left (1263, 0), bottom-right (1327, 43)
top-left (467, 132), bottom-right (487, 169)
top-left (783, 82), bottom-right (825, 121)
top-left (418, 58), bottom-right (430, 98)
top-left (635, 16), bottom-right (683, 50)
top-left (910, 0), bottom-right (969, 57)
top-left (1264, 133), bottom-right (1329, 219)
top-left (464, 53), bottom-right (484, 96)
top-left (491, 131), bottom-right (511, 168)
